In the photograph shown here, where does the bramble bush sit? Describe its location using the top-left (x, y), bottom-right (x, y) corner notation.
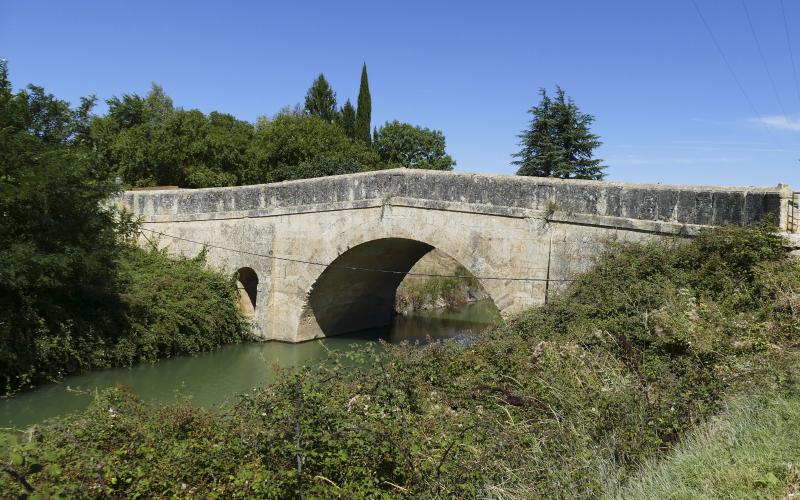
top-left (1, 224), bottom-right (798, 497)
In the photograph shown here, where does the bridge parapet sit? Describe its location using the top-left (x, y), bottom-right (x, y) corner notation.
top-left (119, 169), bottom-right (791, 231)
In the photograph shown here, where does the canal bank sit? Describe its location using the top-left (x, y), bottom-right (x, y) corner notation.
top-left (0, 301), bottom-right (500, 428)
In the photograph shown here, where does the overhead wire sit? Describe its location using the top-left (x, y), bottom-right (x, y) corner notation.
top-left (138, 227), bottom-right (578, 283)
top-left (742, 1), bottom-right (788, 117)
top-left (779, 0), bottom-right (800, 105)
top-left (689, 0), bottom-right (781, 146)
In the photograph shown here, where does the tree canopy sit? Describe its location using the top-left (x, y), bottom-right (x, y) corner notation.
top-left (0, 64), bottom-right (249, 393)
top-left (5, 62), bottom-right (456, 192)
top-left (0, 61), bottom-right (130, 391)
top-left (513, 86), bottom-right (605, 180)
top-left (339, 99), bottom-right (356, 139)
top-left (374, 121), bottom-right (455, 171)
top-left (248, 114), bottom-right (377, 183)
top-left (304, 74), bottom-right (338, 123)
top-left (355, 63), bottom-right (372, 144)
top-left (91, 84), bottom-right (256, 188)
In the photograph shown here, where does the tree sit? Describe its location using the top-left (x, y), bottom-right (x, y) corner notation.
top-left (374, 121), bottom-right (455, 170)
top-left (304, 74), bottom-right (337, 122)
top-left (247, 114), bottom-right (378, 183)
top-left (513, 86), bottom-right (605, 180)
top-left (0, 62), bottom-right (136, 391)
top-left (91, 85), bottom-right (255, 188)
top-left (339, 99), bottom-right (356, 139)
top-left (355, 63), bottom-right (372, 144)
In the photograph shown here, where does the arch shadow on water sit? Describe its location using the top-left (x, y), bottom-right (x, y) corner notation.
top-left (299, 237), bottom-right (500, 339)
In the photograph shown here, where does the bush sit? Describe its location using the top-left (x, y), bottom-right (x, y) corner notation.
top-left (114, 245), bottom-right (251, 364)
top-left (0, 65), bottom-right (251, 394)
top-left (1, 225), bottom-right (797, 497)
top-left (0, 244), bottom-right (250, 394)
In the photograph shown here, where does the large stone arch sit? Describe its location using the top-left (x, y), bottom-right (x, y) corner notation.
top-left (275, 208), bottom-right (534, 342)
top-left (295, 237), bottom-right (501, 340)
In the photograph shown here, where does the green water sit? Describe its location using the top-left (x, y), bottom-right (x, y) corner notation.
top-left (0, 301), bottom-right (500, 428)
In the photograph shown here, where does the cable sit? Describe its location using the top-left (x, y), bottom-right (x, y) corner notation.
top-left (742, 1), bottom-right (788, 117)
top-left (690, 0), bottom-right (781, 145)
top-left (780, 0), bottom-right (800, 105)
top-left (138, 227), bottom-right (578, 283)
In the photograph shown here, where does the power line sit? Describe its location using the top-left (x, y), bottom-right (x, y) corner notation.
top-left (689, 0), bottom-right (780, 145)
top-left (138, 227), bottom-right (577, 283)
top-left (780, 0), bottom-right (800, 105)
top-left (742, 1), bottom-right (788, 117)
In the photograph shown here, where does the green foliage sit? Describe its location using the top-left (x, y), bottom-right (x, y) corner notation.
top-left (115, 245), bottom-right (251, 364)
top-left (60, 64), bottom-right (457, 187)
top-left (304, 73), bottom-right (338, 123)
top-left (355, 63), bottom-right (372, 144)
top-left (0, 242), bottom-right (250, 394)
top-left (513, 86), bottom-right (606, 179)
top-left (338, 99), bottom-right (356, 139)
top-left (3, 225), bottom-right (797, 497)
top-left (610, 388), bottom-right (800, 499)
top-left (508, 224), bottom-right (790, 446)
top-left (247, 114), bottom-right (378, 183)
top-left (0, 63), bottom-right (131, 393)
top-left (91, 84), bottom-right (256, 188)
top-left (374, 120), bottom-right (455, 170)
top-left (0, 66), bottom-right (250, 394)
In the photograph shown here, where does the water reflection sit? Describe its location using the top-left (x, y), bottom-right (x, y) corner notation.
top-left (0, 301), bottom-right (499, 428)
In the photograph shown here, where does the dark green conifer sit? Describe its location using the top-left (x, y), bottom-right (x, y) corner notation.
top-left (339, 99), bottom-right (356, 139)
top-left (304, 74), bottom-right (337, 122)
top-left (513, 86), bottom-right (605, 179)
top-left (355, 63), bottom-right (372, 144)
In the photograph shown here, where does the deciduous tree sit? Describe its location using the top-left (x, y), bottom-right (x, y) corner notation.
top-left (374, 120), bottom-right (455, 170)
top-left (247, 114), bottom-right (377, 182)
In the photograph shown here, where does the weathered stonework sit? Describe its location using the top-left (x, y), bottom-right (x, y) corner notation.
top-left (117, 169), bottom-right (794, 342)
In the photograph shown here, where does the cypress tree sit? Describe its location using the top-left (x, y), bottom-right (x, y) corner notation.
top-left (355, 63), bottom-right (372, 144)
top-left (339, 99), bottom-right (356, 139)
top-left (513, 86), bottom-right (605, 180)
top-left (304, 74), bottom-right (337, 122)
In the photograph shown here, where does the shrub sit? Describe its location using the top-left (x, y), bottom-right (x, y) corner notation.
top-left (1, 225), bottom-right (797, 497)
top-left (0, 244), bottom-right (250, 394)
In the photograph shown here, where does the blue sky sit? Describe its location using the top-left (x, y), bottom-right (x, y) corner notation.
top-left (2, 0), bottom-right (799, 187)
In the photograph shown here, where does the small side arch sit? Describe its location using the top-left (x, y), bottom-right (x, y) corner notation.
top-left (236, 267), bottom-right (259, 319)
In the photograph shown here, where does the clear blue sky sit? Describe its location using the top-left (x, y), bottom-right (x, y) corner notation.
top-left (2, 0), bottom-right (799, 187)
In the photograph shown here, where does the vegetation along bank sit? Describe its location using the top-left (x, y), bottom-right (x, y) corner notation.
top-left (2, 224), bottom-right (798, 497)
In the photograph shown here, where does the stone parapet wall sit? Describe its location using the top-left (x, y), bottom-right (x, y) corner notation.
top-left (118, 169), bottom-right (791, 230)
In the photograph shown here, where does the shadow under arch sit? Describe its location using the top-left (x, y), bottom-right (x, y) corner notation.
top-left (236, 267), bottom-right (259, 319)
top-left (298, 237), bottom-right (496, 339)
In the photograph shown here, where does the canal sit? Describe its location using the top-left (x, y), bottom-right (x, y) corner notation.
top-left (0, 301), bottom-right (500, 428)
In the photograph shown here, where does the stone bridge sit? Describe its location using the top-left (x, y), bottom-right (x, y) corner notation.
top-left (118, 169), bottom-right (795, 342)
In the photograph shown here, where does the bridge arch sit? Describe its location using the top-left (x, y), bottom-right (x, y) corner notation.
top-left (235, 267), bottom-right (259, 319)
top-left (296, 237), bottom-right (498, 339)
